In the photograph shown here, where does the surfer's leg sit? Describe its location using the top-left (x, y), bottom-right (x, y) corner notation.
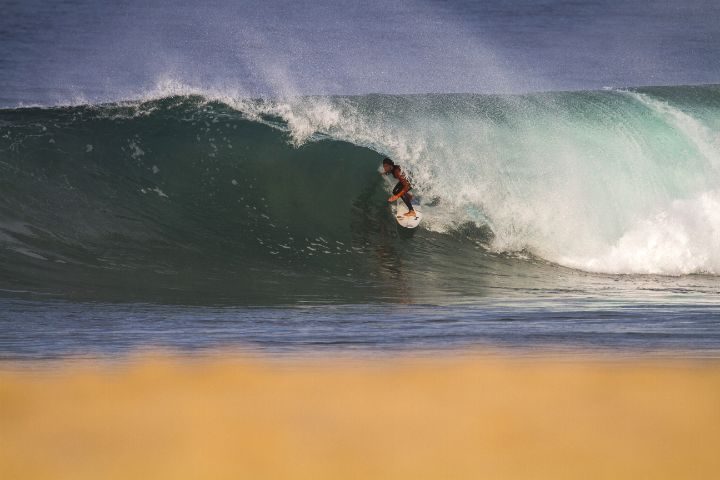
top-left (401, 193), bottom-right (415, 215)
top-left (393, 182), bottom-right (415, 216)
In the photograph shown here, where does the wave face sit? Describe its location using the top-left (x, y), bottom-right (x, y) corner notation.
top-left (1, 85), bottom-right (719, 303)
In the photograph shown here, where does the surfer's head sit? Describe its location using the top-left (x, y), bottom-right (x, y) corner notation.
top-left (382, 157), bottom-right (394, 173)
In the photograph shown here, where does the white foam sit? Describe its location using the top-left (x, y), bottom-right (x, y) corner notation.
top-left (128, 140), bottom-right (145, 159)
top-left (561, 190), bottom-right (720, 275)
top-left (151, 187), bottom-right (168, 198)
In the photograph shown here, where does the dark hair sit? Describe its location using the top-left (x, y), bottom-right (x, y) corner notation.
top-left (382, 157), bottom-right (394, 166)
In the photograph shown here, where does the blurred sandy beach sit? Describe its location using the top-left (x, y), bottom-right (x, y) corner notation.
top-left (2, 353), bottom-right (719, 480)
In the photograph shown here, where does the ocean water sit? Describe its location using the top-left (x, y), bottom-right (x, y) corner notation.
top-left (1, 0), bottom-right (720, 359)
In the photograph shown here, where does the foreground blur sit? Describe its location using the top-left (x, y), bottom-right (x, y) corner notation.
top-left (1, 353), bottom-right (719, 479)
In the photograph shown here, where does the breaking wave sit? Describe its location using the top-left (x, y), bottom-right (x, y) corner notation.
top-left (1, 84), bottom-right (719, 302)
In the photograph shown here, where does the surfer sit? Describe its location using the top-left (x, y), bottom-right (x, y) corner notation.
top-left (382, 157), bottom-right (416, 217)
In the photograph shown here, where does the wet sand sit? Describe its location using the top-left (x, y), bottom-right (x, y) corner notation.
top-left (1, 353), bottom-right (719, 479)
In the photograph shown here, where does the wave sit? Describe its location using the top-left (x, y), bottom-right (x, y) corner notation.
top-left (1, 85), bottom-right (719, 302)
top-left (240, 84), bottom-right (720, 275)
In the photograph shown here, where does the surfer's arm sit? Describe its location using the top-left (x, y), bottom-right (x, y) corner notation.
top-left (388, 174), bottom-right (411, 202)
top-left (396, 174), bottom-right (412, 196)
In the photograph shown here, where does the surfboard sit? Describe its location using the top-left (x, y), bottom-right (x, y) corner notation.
top-left (394, 199), bottom-right (422, 228)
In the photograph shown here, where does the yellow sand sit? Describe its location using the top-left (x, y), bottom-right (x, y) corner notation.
top-left (1, 353), bottom-right (720, 480)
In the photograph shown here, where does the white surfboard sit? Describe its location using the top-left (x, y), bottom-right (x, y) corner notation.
top-left (394, 199), bottom-right (422, 228)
